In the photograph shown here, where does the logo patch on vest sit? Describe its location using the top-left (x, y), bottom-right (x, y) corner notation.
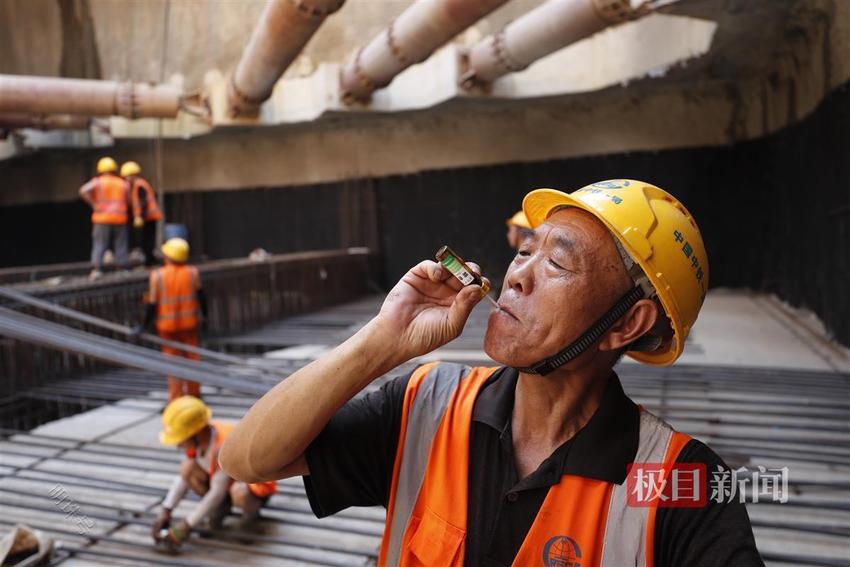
top-left (542, 535), bottom-right (582, 567)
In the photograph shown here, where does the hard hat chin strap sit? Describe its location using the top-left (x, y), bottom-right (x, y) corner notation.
top-left (515, 285), bottom-right (645, 376)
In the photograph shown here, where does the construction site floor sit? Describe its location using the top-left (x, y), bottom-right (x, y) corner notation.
top-left (2, 291), bottom-right (849, 566)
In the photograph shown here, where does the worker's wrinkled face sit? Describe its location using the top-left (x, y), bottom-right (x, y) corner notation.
top-left (484, 208), bottom-right (632, 368)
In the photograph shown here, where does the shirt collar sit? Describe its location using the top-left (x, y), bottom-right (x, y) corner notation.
top-left (472, 366), bottom-right (640, 486)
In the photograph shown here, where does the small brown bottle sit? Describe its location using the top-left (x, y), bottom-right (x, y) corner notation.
top-left (435, 245), bottom-right (492, 297)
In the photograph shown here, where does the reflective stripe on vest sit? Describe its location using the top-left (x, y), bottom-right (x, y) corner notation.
top-left (378, 363), bottom-right (692, 567)
top-left (91, 175), bottom-right (128, 225)
top-left (601, 410), bottom-right (691, 567)
top-left (206, 421), bottom-right (278, 499)
top-left (380, 362), bottom-right (497, 567)
top-left (155, 265), bottom-right (199, 333)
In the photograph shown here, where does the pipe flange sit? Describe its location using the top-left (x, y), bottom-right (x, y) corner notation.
top-left (591, 0), bottom-right (647, 24)
top-left (347, 46), bottom-right (391, 99)
top-left (491, 28), bottom-right (527, 74)
top-left (130, 84), bottom-right (140, 119)
top-left (342, 49), bottom-right (375, 102)
top-left (227, 76), bottom-right (265, 117)
top-left (115, 81), bottom-right (139, 119)
top-left (352, 49), bottom-right (377, 92)
top-left (386, 20), bottom-right (412, 67)
top-left (288, 0), bottom-right (345, 19)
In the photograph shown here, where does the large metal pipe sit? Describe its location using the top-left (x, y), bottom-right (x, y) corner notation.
top-left (0, 75), bottom-right (181, 119)
top-left (340, 0), bottom-right (511, 103)
top-left (0, 112), bottom-right (97, 131)
top-left (228, 0), bottom-right (345, 117)
top-left (463, 0), bottom-right (656, 85)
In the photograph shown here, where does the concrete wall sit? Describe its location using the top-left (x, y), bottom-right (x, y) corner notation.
top-left (2, 0), bottom-right (847, 208)
top-left (0, 0), bottom-right (62, 76)
top-left (0, 0), bottom-right (847, 349)
top-left (0, 81), bottom-right (729, 204)
top-left (2, 81), bottom-right (849, 347)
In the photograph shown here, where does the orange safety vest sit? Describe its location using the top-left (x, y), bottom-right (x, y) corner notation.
top-left (185, 421), bottom-right (278, 499)
top-left (153, 264), bottom-right (200, 333)
top-left (91, 174), bottom-right (129, 225)
top-left (130, 177), bottom-right (163, 222)
top-left (378, 362), bottom-right (692, 567)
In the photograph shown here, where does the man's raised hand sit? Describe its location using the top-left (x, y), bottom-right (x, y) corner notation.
top-left (375, 260), bottom-right (489, 361)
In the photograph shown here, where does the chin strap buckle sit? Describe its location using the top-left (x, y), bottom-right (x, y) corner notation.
top-left (634, 273), bottom-right (655, 299)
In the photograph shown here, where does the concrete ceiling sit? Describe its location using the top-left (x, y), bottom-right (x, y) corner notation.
top-left (0, 0), bottom-right (847, 200)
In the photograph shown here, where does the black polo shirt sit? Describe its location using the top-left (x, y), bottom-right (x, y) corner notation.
top-left (304, 366), bottom-right (764, 567)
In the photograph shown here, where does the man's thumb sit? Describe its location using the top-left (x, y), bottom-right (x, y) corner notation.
top-left (448, 286), bottom-right (481, 332)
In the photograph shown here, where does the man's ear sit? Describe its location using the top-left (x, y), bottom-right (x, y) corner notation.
top-left (599, 299), bottom-right (658, 351)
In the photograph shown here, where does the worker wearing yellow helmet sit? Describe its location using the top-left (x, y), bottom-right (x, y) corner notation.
top-left (134, 238), bottom-right (208, 401)
top-left (520, 179), bottom-right (708, 366)
top-left (120, 161), bottom-right (163, 267)
top-left (153, 396), bottom-right (277, 550)
top-left (221, 179), bottom-right (763, 567)
top-left (505, 210), bottom-right (533, 249)
top-left (78, 156), bottom-right (130, 279)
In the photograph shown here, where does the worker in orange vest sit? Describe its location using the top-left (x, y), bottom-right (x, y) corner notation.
top-left (78, 157), bottom-right (130, 279)
top-left (221, 181), bottom-right (763, 567)
top-left (153, 396), bottom-right (277, 550)
top-left (136, 237), bottom-right (207, 401)
top-left (121, 161), bottom-right (163, 267)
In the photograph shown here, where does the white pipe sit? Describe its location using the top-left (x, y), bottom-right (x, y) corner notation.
top-left (228, 0), bottom-right (345, 117)
top-left (0, 75), bottom-right (181, 119)
top-left (463, 0), bottom-right (654, 85)
top-left (340, 0), bottom-right (510, 103)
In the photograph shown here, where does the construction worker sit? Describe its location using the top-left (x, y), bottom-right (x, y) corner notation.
top-left (505, 210), bottom-right (533, 249)
top-left (153, 396), bottom-right (277, 550)
top-left (78, 156), bottom-right (130, 279)
top-left (121, 161), bottom-right (163, 267)
top-left (137, 238), bottom-right (207, 401)
top-left (221, 180), bottom-right (763, 567)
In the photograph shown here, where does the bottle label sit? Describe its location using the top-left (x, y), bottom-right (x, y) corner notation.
top-left (440, 255), bottom-right (476, 285)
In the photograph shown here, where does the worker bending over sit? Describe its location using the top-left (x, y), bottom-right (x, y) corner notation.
top-left (221, 180), bottom-right (763, 567)
top-left (121, 161), bottom-right (163, 266)
top-left (138, 237), bottom-right (207, 401)
top-left (78, 156), bottom-right (130, 279)
top-left (153, 396), bottom-right (277, 549)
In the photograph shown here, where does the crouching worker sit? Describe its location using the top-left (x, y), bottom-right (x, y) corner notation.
top-left (152, 396), bottom-right (277, 550)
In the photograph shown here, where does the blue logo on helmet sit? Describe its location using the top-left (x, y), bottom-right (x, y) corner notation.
top-left (592, 180), bottom-right (629, 189)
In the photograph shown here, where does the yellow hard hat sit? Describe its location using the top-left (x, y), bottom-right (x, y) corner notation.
top-left (161, 238), bottom-right (189, 263)
top-left (96, 157), bottom-right (117, 174)
top-left (506, 210), bottom-right (531, 229)
top-left (120, 161), bottom-right (141, 177)
top-left (523, 179), bottom-right (708, 366)
top-left (160, 396), bottom-right (212, 446)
